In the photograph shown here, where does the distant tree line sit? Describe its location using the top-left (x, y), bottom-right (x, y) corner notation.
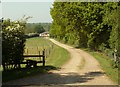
top-left (25, 23), bottom-right (51, 34)
top-left (41, 23), bottom-right (51, 31)
top-left (50, 2), bottom-right (120, 67)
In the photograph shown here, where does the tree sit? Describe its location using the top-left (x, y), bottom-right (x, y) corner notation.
top-left (50, 2), bottom-right (119, 51)
top-left (25, 23), bottom-right (48, 34)
top-left (34, 24), bottom-right (45, 33)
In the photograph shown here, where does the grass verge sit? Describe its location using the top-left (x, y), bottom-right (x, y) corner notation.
top-left (46, 44), bottom-right (70, 68)
top-left (83, 48), bottom-right (118, 84)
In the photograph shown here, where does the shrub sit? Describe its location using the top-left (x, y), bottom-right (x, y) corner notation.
top-left (2, 19), bottom-right (27, 71)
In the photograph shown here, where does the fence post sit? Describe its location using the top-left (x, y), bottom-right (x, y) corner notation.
top-left (39, 51), bottom-right (41, 61)
top-left (27, 49), bottom-right (28, 55)
top-left (43, 49), bottom-right (45, 67)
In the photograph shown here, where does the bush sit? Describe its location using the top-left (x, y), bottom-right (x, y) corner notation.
top-left (2, 19), bottom-right (26, 71)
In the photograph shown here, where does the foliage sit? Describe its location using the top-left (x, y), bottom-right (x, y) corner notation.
top-left (104, 5), bottom-right (120, 67)
top-left (25, 23), bottom-right (51, 34)
top-left (50, 2), bottom-right (119, 61)
top-left (40, 23), bottom-right (51, 32)
top-left (2, 17), bottom-right (28, 71)
top-left (107, 6), bottom-right (120, 56)
top-left (34, 24), bottom-right (45, 33)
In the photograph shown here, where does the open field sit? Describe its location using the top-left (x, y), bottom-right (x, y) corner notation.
top-left (2, 37), bottom-right (70, 82)
top-left (24, 37), bottom-right (53, 55)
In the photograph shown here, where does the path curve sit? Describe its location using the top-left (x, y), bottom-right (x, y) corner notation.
top-left (3, 38), bottom-right (116, 86)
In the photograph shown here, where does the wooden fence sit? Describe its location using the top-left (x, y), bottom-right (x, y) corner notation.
top-left (23, 49), bottom-right (45, 67)
top-left (3, 45), bottom-right (54, 70)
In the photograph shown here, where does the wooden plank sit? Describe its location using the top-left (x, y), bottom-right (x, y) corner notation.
top-left (7, 61), bottom-right (43, 65)
top-left (43, 50), bottom-right (45, 66)
top-left (37, 61), bottom-right (43, 63)
top-left (23, 55), bottom-right (44, 57)
top-left (21, 61), bottom-right (43, 64)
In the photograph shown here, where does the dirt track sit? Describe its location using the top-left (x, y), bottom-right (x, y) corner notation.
top-left (3, 38), bottom-right (116, 86)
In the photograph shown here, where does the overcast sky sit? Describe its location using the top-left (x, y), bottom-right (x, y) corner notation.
top-left (0, 0), bottom-right (54, 23)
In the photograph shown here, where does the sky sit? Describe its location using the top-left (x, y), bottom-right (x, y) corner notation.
top-left (0, 0), bottom-right (54, 23)
top-left (1, 0), bottom-right (119, 23)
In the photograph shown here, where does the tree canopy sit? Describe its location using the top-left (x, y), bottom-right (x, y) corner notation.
top-left (34, 24), bottom-right (45, 33)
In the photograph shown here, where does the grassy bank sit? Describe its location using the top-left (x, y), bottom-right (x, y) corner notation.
top-left (46, 44), bottom-right (70, 67)
top-left (83, 48), bottom-right (118, 84)
top-left (2, 37), bottom-right (70, 82)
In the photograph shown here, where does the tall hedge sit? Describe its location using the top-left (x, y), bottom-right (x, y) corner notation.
top-left (2, 18), bottom-right (26, 71)
top-left (50, 2), bottom-right (119, 51)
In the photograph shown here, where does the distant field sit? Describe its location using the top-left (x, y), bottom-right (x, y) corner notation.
top-left (24, 37), bottom-right (53, 55)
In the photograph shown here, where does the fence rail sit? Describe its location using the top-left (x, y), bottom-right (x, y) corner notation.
top-left (23, 55), bottom-right (44, 57)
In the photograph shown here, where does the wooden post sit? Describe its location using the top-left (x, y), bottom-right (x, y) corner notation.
top-left (39, 51), bottom-right (41, 61)
top-left (27, 49), bottom-right (28, 55)
top-left (2, 63), bottom-right (6, 71)
top-left (37, 47), bottom-right (39, 54)
top-left (42, 49), bottom-right (45, 66)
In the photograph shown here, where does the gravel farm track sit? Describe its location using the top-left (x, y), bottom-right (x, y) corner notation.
top-left (3, 38), bottom-right (117, 86)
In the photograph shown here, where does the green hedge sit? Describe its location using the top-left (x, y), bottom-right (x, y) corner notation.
top-left (2, 19), bottom-right (26, 71)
